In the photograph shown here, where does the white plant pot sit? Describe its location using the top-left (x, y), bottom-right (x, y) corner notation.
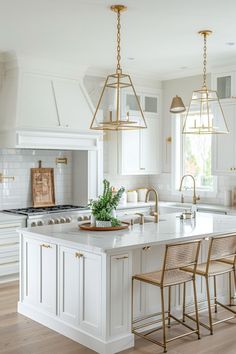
top-left (90, 214), bottom-right (96, 226)
top-left (96, 220), bottom-right (112, 228)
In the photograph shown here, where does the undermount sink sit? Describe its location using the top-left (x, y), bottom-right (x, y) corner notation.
top-left (168, 202), bottom-right (192, 208)
top-left (133, 216), bottom-right (166, 224)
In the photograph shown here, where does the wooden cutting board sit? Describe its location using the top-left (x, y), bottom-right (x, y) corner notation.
top-left (31, 167), bottom-right (55, 207)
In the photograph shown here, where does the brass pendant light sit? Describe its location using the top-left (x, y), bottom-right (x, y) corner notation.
top-left (182, 30), bottom-right (229, 134)
top-left (170, 95), bottom-right (186, 113)
top-left (90, 5), bottom-right (147, 131)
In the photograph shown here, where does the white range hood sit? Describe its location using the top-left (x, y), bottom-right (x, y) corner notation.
top-left (0, 53), bottom-right (103, 150)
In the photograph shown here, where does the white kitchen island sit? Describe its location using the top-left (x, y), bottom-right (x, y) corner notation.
top-left (18, 213), bottom-right (236, 354)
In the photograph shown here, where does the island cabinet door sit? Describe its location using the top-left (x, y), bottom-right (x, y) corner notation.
top-left (23, 237), bottom-right (57, 315)
top-left (110, 253), bottom-right (130, 336)
top-left (59, 246), bottom-right (81, 326)
top-left (141, 245), bottom-right (165, 315)
top-left (79, 251), bottom-right (102, 337)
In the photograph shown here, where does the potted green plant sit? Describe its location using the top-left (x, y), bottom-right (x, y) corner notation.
top-left (90, 179), bottom-right (125, 227)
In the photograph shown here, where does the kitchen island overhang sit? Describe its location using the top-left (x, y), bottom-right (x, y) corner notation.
top-left (17, 213), bottom-right (236, 354)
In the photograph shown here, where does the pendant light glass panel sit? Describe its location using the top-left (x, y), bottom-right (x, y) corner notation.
top-left (90, 73), bottom-right (146, 130)
top-left (182, 88), bottom-right (228, 134)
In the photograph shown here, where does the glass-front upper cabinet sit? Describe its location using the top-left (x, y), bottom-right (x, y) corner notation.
top-left (212, 72), bottom-right (236, 100)
top-left (144, 95), bottom-right (158, 113)
top-left (122, 91), bottom-right (159, 116)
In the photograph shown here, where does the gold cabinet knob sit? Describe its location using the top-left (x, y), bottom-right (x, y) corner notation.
top-left (115, 256), bottom-right (128, 260)
top-left (41, 244), bottom-right (52, 248)
top-left (142, 246), bottom-right (151, 251)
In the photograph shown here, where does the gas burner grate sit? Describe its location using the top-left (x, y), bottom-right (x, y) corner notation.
top-left (3, 205), bottom-right (88, 216)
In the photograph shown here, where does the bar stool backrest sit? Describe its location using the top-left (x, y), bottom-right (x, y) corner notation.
top-left (161, 240), bottom-right (201, 285)
top-left (207, 234), bottom-right (236, 263)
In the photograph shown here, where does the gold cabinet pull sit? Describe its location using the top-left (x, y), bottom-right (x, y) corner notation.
top-left (142, 246), bottom-right (151, 251)
top-left (41, 244), bottom-right (52, 248)
top-left (75, 252), bottom-right (83, 258)
top-left (115, 256), bottom-right (128, 260)
top-left (0, 173), bottom-right (15, 183)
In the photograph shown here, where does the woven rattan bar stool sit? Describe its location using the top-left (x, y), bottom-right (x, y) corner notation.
top-left (182, 234), bottom-right (236, 335)
top-left (131, 240), bottom-right (201, 353)
top-left (218, 255), bottom-right (236, 305)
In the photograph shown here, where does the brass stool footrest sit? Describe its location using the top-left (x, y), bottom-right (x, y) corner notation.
top-left (132, 311), bottom-right (168, 324)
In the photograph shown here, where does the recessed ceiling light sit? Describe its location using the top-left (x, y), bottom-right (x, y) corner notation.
top-left (226, 42), bottom-right (235, 46)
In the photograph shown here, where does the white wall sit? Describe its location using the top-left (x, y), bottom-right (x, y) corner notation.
top-left (150, 73), bottom-right (236, 205)
top-left (0, 149), bottom-right (72, 209)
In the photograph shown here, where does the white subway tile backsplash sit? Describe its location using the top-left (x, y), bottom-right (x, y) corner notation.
top-left (0, 149), bottom-right (72, 209)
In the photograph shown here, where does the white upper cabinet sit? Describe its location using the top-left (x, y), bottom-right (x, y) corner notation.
top-left (212, 101), bottom-right (236, 175)
top-left (105, 89), bottom-right (161, 175)
top-left (212, 71), bottom-right (236, 100)
top-left (19, 73), bottom-right (93, 131)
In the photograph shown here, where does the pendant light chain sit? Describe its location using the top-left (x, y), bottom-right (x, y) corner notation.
top-left (116, 9), bottom-right (122, 73)
top-left (203, 33), bottom-right (207, 88)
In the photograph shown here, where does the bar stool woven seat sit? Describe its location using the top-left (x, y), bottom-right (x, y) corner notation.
top-left (184, 260), bottom-right (233, 276)
top-left (134, 269), bottom-right (193, 286)
top-left (218, 255), bottom-right (235, 265)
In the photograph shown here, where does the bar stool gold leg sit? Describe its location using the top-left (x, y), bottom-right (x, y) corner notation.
top-left (213, 275), bottom-right (217, 313)
top-left (192, 278), bottom-right (200, 339)
top-left (234, 267), bottom-right (236, 303)
top-left (229, 272), bottom-right (232, 306)
top-left (131, 277), bottom-right (134, 332)
top-left (161, 287), bottom-right (167, 353)
top-left (182, 282), bottom-right (186, 322)
top-left (205, 276), bottom-right (213, 335)
top-left (168, 286), bottom-right (171, 328)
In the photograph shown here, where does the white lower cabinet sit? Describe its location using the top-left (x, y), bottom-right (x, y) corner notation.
top-left (110, 253), bottom-right (130, 336)
top-left (59, 246), bottom-right (80, 326)
top-left (79, 250), bottom-right (102, 336)
top-left (0, 222), bottom-right (22, 279)
top-left (23, 237), bottom-right (57, 314)
top-left (22, 238), bottom-right (102, 336)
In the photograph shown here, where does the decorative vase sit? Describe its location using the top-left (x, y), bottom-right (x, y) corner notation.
top-left (96, 220), bottom-right (112, 228)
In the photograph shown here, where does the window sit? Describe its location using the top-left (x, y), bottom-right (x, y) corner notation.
top-left (173, 112), bottom-right (217, 194)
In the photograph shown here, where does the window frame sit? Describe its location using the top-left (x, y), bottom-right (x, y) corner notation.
top-left (171, 114), bottom-right (218, 198)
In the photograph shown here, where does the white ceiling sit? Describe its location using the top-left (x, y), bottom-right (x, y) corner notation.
top-left (0, 0), bottom-right (236, 80)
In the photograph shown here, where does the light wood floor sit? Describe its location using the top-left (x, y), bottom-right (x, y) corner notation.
top-left (0, 281), bottom-right (236, 354)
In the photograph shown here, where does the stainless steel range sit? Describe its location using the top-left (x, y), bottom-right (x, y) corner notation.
top-left (3, 205), bottom-right (91, 227)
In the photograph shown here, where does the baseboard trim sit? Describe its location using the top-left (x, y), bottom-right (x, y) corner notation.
top-left (18, 302), bottom-right (134, 354)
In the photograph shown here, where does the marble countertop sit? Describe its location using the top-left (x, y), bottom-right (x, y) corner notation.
top-left (19, 212), bottom-right (236, 253)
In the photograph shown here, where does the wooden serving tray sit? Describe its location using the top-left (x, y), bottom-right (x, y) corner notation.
top-left (79, 222), bottom-right (129, 231)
